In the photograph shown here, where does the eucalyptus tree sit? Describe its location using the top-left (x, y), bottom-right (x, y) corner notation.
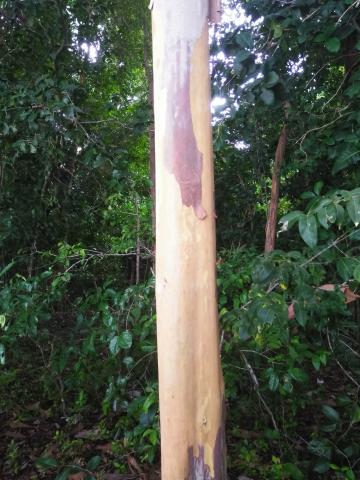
top-left (152, 1), bottom-right (226, 478)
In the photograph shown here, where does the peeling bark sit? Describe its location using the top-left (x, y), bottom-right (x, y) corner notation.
top-left (167, 44), bottom-right (207, 220)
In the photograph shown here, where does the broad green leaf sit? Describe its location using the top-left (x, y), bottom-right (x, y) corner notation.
top-left (109, 331), bottom-right (133, 355)
top-left (109, 336), bottom-right (120, 355)
top-left (345, 470), bottom-right (355, 480)
top-left (143, 428), bottom-right (158, 446)
top-left (318, 204), bottom-right (337, 229)
top-left (55, 468), bottom-right (72, 480)
top-left (235, 30), bottom-right (253, 49)
top-left (308, 439), bottom-right (332, 459)
top-left (252, 261), bottom-right (274, 284)
top-left (256, 305), bottom-right (275, 324)
top-left (119, 330), bottom-right (133, 349)
top-left (288, 367), bottom-right (307, 382)
top-left (314, 181), bottom-right (324, 195)
top-left (322, 405), bottom-right (340, 423)
top-left (268, 369), bottom-right (279, 391)
top-left (87, 455), bottom-right (101, 471)
top-left (351, 404), bottom-right (360, 423)
top-left (312, 355), bottom-right (321, 371)
top-left (336, 258), bottom-right (355, 281)
top-left (265, 71), bottom-right (280, 88)
top-left (294, 302), bottom-right (307, 327)
top-left (325, 37), bottom-right (341, 53)
top-left (346, 195), bottom-right (360, 226)
top-left (301, 191), bottom-right (316, 200)
top-left (354, 265), bottom-right (360, 282)
top-left (299, 215), bottom-right (318, 248)
top-left (236, 50), bottom-right (251, 63)
top-left (313, 460), bottom-right (330, 473)
top-left (273, 23), bottom-right (283, 39)
top-left (35, 456), bottom-right (58, 470)
top-left (317, 208), bottom-right (329, 229)
top-left (0, 261), bottom-right (15, 278)
top-left (336, 204), bottom-right (345, 226)
top-left (283, 463), bottom-right (304, 480)
top-left (333, 153), bottom-right (360, 174)
top-left (0, 344), bottom-right (5, 365)
top-left (260, 88), bottom-right (275, 105)
top-left (279, 211), bottom-right (303, 231)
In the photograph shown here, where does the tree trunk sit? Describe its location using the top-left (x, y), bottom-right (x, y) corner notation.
top-left (143, 15), bottom-right (156, 236)
top-left (152, 1), bottom-right (226, 479)
top-left (264, 103), bottom-right (289, 253)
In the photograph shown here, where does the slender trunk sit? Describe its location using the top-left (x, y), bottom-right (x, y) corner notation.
top-left (148, 74), bottom-right (156, 236)
top-left (143, 17), bottom-right (156, 236)
top-left (264, 103), bottom-right (289, 253)
top-left (152, 1), bottom-right (226, 479)
top-left (135, 196), bottom-right (141, 285)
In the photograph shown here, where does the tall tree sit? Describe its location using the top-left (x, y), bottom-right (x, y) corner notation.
top-left (152, 1), bottom-right (226, 478)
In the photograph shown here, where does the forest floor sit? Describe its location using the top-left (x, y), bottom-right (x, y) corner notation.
top-left (0, 408), bottom-right (160, 480)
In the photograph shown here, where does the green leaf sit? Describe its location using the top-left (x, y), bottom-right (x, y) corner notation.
top-left (86, 455), bottom-right (101, 471)
top-left (351, 404), bottom-right (360, 423)
top-left (322, 405), bottom-right (340, 423)
top-left (256, 305), bottom-right (275, 324)
top-left (252, 261), bottom-right (274, 284)
top-left (299, 215), bottom-right (318, 248)
top-left (236, 50), bottom-right (251, 63)
top-left (235, 30), bottom-right (253, 49)
top-left (260, 88), bottom-right (275, 105)
top-left (119, 330), bottom-right (133, 349)
top-left (346, 195), bottom-right (360, 226)
top-left (294, 302), bottom-right (307, 327)
top-left (279, 211), bottom-right (303, 231)
top-left (308, 439), bottom-right (332, 459)
top-left (345, 470), bottom-right (355, 480)
top-left (318, 204), bottom-right (337, 229)
top-left (333, 152), bottom-right (360, 173)
top-left (317, 208), bottom-right (329, 229)
top-left (288, 367), bottom-right (307, 382)
top-left (313, 460), bottom-right (330, 473)
top-left (273, 23), bottom-right (283, 39)
top-left (314, 181), bottom-right (324, 195)
top-left (35, 456), bottom-right (58, 470)
top-left (325, 37), bottom-right (341, 53)
top-left (0, 344), bottom-right (5, 365)
top-left (0, 261), bottom-right (15, 278)
top-left (283, 463), bottom-right (304, 480)
top-left (268, 370), bottom-right (280, 391)
top-left (301, 191), bottom-right (316, 200)
top-left (143, 428), bottom-right (158, 446)
top-left (312, 355), bottom-right (321, 371)
top-left (265, 71), bottom-right (280, 88)
top-left (109, 331), bottom-right (133, 354)
top-left (354, 265), bottom-right (360, 282)
top-left (55, 468), bottom-right (72, 480)
top-left (336, 258), bottom-right (355, 281)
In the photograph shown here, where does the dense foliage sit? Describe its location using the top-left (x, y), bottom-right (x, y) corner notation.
top-left (0, 1), bottom-right (360, 479)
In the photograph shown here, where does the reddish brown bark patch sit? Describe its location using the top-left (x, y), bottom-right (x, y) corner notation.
top-left (213, 407), bottom-right (227, 479)
top-left (187, 420), bottom-right (226, 479)
top-left (187, 445), bottom-right (212, 480)
top-left (166, 43), bottom-right (207, 220)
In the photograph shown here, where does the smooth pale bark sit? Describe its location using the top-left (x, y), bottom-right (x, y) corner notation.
top-left (152, 1), bottom-right (226, 479)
